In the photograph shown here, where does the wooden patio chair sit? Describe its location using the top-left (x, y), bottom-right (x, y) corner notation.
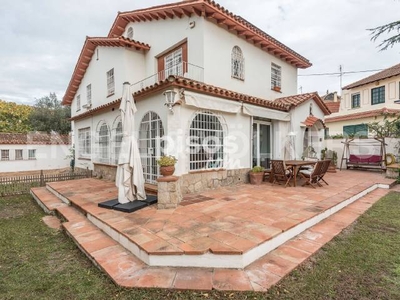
top-left (317, 159), bottom-right (331, 186)
top-left (299, 160), bottom-right (324, 188)
top-left (271, 160), bottom-right (293, 187)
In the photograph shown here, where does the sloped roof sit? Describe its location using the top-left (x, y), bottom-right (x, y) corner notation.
top-left (0, 133), bottom-right (71, 145)
top-left (343, 63), bottom-right (400, 90)
top-left (274, 92), bottom-right (331, 115)
top-left (325, 101), bottom-right (340, 113)
top-left (301, 116), bottom-right (325, 128)
top-left (108, 0), bottom-right (311, 69)
top-left (62, 36), bottom-right (150, 105)
top-left (70, 75), bottom-right (291, 121)
top-left (325, 108), bottom-right (400, 123)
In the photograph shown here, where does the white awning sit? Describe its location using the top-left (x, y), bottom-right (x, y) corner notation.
top-left (242, 103), bottom-right (290, 121)
top-left (184, 91), bottom-right (242, 113)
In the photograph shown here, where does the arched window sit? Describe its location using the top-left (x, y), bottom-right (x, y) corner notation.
top-left (112, 117), bottom-right (123, 165)
top-left (189, 111), bottom-right (225, 171)
top-left (231, 46), bottom-right (244, 80)
top-left (96, 121), bottom-right (110, 164)
top-left (126, 26), bottom-right (134, 39)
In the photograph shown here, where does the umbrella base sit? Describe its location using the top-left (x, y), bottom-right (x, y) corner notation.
top-left (98, 195), bottom-right (158, 213)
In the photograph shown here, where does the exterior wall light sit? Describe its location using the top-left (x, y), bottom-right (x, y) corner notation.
top-left (163, 90), bottom-right (176, 114)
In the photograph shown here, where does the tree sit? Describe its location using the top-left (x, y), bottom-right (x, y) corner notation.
top-left (29, 93), bottom-right (71, 134)
top-left (369, 20), bottom-right (400, 50)
top-left (0, 100), bottom-right (32, 132)
top-left (367, 113), bottom-right (400, 138)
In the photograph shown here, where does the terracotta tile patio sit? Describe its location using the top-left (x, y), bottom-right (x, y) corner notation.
top-left (31, 169), bottom-right (396, 291)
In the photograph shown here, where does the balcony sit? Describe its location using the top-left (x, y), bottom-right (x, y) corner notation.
top-left (131, 62), bottom-right (204, 94)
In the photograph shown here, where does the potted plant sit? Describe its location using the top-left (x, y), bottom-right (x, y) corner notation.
top-left (157, 155), bottom-right (177, 176)
top-left (249, 166), bottom-right (265, 185)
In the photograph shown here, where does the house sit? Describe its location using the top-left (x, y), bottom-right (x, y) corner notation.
top-left (62, 0), bottom-right (330, 193)
top-left (0, 132), bottom-right (71, 173)
top-left (325, 63), bottom-right (400, 137)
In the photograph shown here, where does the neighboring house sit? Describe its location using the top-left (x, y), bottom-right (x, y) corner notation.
top-left (325, 63), bottom-right (400, 137)
top-left (320, 91), bottom-right (341, 138)
top-left (62, 0), bottom-right (330, 192)
top-left (0, 132), bottom-right (70, 173)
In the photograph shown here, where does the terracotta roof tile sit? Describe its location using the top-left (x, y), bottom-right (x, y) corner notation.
top-left (0, 133), bottom-right (71, 145)
top-left (325, 101), bottom-right (340, 113)
top-left (325, 108), bottom-right (400, 123)
top-left (62, 36), bottom-right (150, 106)
top-left (301, 116), bottom-right (325, 128)
top-left (343, 63), bottom-right (400, 90)
top-left (70, 98), bottom-right (122, 121)
top-left (274, 92), bottom-right (331, 115)
top-left (108, 0), bottom-right (311, 69)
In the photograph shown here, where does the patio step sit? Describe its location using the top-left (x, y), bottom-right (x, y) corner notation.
top-left (31, 187), bottom-right (68, 214)
top-left (31, 182), bottom-right (393, 291)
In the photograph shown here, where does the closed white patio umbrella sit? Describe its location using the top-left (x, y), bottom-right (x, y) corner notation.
top-left (115, 82), bottom-right (146, 204)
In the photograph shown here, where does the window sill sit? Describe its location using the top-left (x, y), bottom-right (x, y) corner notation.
top-left (107, 93), bottom-right (115, 98)
top-left (231, 76), bottom-right (244, 82)
top-left (189, 168), bottom-right (226, 174)
top-left (271, 88), bottom-right (282, 93)
top-left (78, 157), bottom-right (91, 161)
top-left (93, 162), bottom-right (117, 168)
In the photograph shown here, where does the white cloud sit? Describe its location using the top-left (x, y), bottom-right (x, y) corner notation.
top-left (0, 0), bottom-right (399, 104)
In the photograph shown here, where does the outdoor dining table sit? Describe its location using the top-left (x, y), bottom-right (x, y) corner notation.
top-left (284, 160), bottom-right (317, 187)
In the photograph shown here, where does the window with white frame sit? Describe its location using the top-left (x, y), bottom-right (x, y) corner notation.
top-left (96, 122), bottom-right (110, 164)
top-left (189, 111), bottom-right (224, 171)
top-left (28, 149), bottom-right (36, 160)
top-left (113, 119), bottom-right (123, 165)
top-left (1, 149), bottom-right (10, 161)
top-left (231, 46), bottom-right (244, 80)
top-left (107, 68), bottom-right (115, 96)
top-left (78, 127), bottom-right (91, 158)
top-left (127, 26), bottom-right (134, 39)
top-left (15, 149), bottom-right (23, 160)
top-left (86, 84), bottom-right (92, 105)
top-left (76, 95), bottom-right (81, 111)
top-left (164, 48), bottom-right (183, 78)
top-left (271, 63), bottom-right (281, 89)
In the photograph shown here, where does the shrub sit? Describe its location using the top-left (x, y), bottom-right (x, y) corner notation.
top-left (251, 166), bottom-right (265, 173)
top-left (157, 155), bottom-right (177, 167)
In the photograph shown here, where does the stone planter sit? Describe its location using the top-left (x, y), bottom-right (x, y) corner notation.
top-left (160, 165), bottom-right (175, 177)
top-left (249, 172), bottom-right (264, 185)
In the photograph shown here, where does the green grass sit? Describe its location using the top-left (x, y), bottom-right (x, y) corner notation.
top-left (1, 192), bottom-right (400, 299)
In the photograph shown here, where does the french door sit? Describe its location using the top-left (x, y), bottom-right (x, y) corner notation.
top-left (252, 121), bottom-right (272, 169)
top-left (139, 112), bottom-right (164, 184)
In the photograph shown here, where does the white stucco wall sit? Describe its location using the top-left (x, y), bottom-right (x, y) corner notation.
top-left (338, 75), bottom-right (400, 116)
top-left (203, 20), bottom-right (299, 100)
top-left (71, 47), bottom-right (146, 117)
top-left (0, 144), bottom-right (70, 173)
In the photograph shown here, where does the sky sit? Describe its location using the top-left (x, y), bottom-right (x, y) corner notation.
top-left (0, 0), bottom-right (399, 105)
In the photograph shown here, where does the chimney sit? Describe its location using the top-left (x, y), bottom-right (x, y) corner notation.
top-left (333, 91), bottom-right (338, 102)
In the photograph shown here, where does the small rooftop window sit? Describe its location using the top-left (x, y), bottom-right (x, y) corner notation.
top-left (127, 27), bottom-right (134, 39)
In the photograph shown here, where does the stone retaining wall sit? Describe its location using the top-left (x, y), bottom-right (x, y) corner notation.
top-left (179, 168), bottom-right (250, 195)
top-left (93, 163), bottom-right (117, 181)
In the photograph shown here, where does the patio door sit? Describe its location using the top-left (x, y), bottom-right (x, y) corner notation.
top-left (252, 122), bottom-right (272, 169)
top-left (139, 111), bottom-right (164, 184)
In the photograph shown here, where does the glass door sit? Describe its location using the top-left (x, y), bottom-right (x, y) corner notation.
top-left (252, 122), bottom-right (272, 169)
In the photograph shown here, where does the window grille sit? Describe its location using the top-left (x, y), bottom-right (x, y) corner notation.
top-left (231, 46), bottom-right (244, 80)
top-left (86, 84), bottom-right (92, 105)
top-left (271, 63), bottom-right (281, 89)
top-left (107, 68), bottom-right (115, 96)
top-left (164, 48), bottom-right (183, 78)
top-left (139, 112), bottom-right (164, 184)
top-left (96, 122), bottom-right (110, 164)
top-left (189, 111), bottom-right (224, 171)
top-left (351, 93), bottom-right (360, 108)
top-left (28, 149), bottom-right (36, 160)
top-left (76, 95), bottom-right (81, 111)
top-left (113, 119), bottom-right (123, 165)
top-left (78, 127), bottom-right (91, 158)
top-left (1, 149), bottom-right (10, 161)
top-left (127, 27), bottom-right (134, 39)
top-left (371, 86), bottom-right (385, 105)
top-left (15, 149), bottom-right (23, 160)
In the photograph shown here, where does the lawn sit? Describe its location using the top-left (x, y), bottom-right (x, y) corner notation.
top-left (1, 192), bottom-right (400, 299)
